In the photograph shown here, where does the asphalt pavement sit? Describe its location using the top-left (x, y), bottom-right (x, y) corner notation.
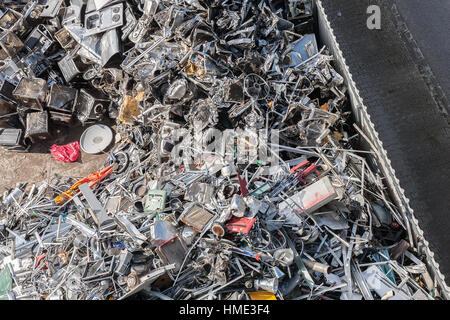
top-left (395, 0), bottom-right (450, 110)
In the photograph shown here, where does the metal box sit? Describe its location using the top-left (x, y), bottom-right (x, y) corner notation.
top-left (49, 110), bottom-right (73, 125)
top-left (20, 52), bottom-right (51, 77)
top-left (155, 236), bottom-right (187, 272)
top-left (39, 0), bottom-right (64, 18)
top-left (12, 77), bottom-right (47, 110)
top-left (47, 84), bottom-right (77, 114)
top-left (74, 88), bottom-right (110, 124)
top-left (0, 100), bottom-right (19, 128)
top-left (84, 3), bottom-right (124, 37)
top-left (0, 9), bottom-right (22, 31)
top-left (54, 27), bottom-right (76, 51)
top-left (58, 52), bottom-right (89, 83)
top-left (25, 111), bottom-right (51, 143)
top-left (0, 128), bottom-right (21, 146)
top-left (0, 128), bottom-right (28, 151)
top-left (0, 31), bottom-right (24, 58)
top-left (0, 78), bottom-right (16, 102)
top-left (23, 25), bottom-right (54, 54)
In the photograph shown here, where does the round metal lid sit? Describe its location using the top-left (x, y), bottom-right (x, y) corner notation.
top-left (80, 124), bottom-right (113, 154)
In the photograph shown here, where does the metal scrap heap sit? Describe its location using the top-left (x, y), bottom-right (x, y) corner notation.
top-left (0, 0), bottom-right (441, 300)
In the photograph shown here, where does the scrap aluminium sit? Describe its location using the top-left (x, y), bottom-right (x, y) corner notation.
top-left (0, 0), bottom-right (443, 300)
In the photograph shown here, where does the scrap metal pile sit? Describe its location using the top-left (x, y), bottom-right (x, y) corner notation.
top-left (0, 0), bottom-right (441, 300)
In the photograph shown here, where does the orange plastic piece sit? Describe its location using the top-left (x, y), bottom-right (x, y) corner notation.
top-left (248, 291), bottom-right (277, 300)
top-left (54, 166), bottom-right (113, 205)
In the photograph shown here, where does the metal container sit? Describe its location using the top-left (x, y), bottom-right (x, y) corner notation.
top-left (25, 111), bottom-right (51, 143)
top-left (12, 77), bottom-right (47, 110)
top-left (74, 89), bottom-right (110, 124)
top-left (47, 84), bottom-right (78, 114)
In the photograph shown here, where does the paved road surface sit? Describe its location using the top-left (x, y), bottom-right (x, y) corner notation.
top-left (395, 0), bottom-right (450, 109)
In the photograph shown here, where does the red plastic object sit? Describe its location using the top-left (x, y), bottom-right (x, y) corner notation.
top-left (298, 163), bottom-right (320, 184)
top-left (50, 141), bottom-right (80, 162)
top-left (226, 217), bottom-right (256, 234)
top-left (34, 253), bottom-right (47, 270)
top-left (290, 160), bottom-right (320, 184)
top-left (237, 172), bottom-right (249, 196)
top-left (290, 160), bottom-right (309, 174)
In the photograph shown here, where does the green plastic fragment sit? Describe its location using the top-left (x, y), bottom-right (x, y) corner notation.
top-left (144, 189), bottom-right (167, 213)
top-left (0, 267), bottom-right (12, 300)
top-left (250, 183), bottom-right (271, 196)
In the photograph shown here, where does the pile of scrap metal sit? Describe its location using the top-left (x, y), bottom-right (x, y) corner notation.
top-left (0, 0), bottom-right (125, 151)
top-left (0, 0), bottom-right (442, 300)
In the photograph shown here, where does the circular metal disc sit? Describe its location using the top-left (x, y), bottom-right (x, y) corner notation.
top-left (80, 124), bottom-right (113, 154)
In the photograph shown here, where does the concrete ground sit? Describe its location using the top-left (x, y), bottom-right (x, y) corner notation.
top-left (0, 123), bottom-right (110, 193)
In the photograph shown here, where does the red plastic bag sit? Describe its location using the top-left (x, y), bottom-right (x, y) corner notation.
top-left (50, 141), bottom-right (80, 162)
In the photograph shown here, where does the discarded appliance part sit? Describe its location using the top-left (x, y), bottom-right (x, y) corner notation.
top-left (39, 0), bottom-right (64, 18)
top-left (0, 128), bottom-right (22, 147)
top-left (0, 31), bottom-right (24, 58)
top-left (225, 217), bottom-right (256, 234)
top-left (121, 4), bottom-right (137, 41)
top-left (144, 189), bottom-right (167, 213)
top-left (54, 27), bottom-right (76, 50)
top-left (118, 264), bottom-right (176, 300)
top-left (47, 85), bottom-right (77, 114)
top-left (84, 3), bottom-right (124, 37)
top-left (279, 176), bottom-right (338, 215)
top-left (100, 28), bottom-right (120, 67)
top-left (0, 9), bottom-right (22, 31)
top-left (0, 128), bottom-right (29, 152)
top-left (179, 204), bottom-right (214, 233)
top-left (155, 236), bottom-right (187, 272)
top-left (57, 51), bottom-right (89, 83)
top-left (74, 89), bottom-right (110, 124)
top-left (115, 215), bottom-right (147, 245)
top-left (149, 220), bottom-right (178, 248)
top-left (23, 25), bottom-right (53, 54)
top-left (230, 194), bottom-right (246, 217)
top-left (184, 183), bottom-right (214, 204)
top-left (12, 77), bottom-right (47, 110)
top-left (79, 182), bottom-right (114, 229)
top-left (48, 110), bottom-right (73, 124)
top-left (0, 79), bottom-right (17, 102)
top-left (115, 251), bottom-right (132, 276)
top-left (82, 256), bottom-right (115, 281)
top-left (79, 124), bottom-right (113, 154)
top-left (25, 111), bottom-right (51, 143)
top-left (254, 278), bottom-right (279, 294)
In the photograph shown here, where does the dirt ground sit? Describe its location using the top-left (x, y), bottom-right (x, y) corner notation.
top-left (0, 122), bottom-right (114, 193)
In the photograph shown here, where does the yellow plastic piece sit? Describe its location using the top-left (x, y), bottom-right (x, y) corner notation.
top-left (248, 291), bottom-right (277, 300)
